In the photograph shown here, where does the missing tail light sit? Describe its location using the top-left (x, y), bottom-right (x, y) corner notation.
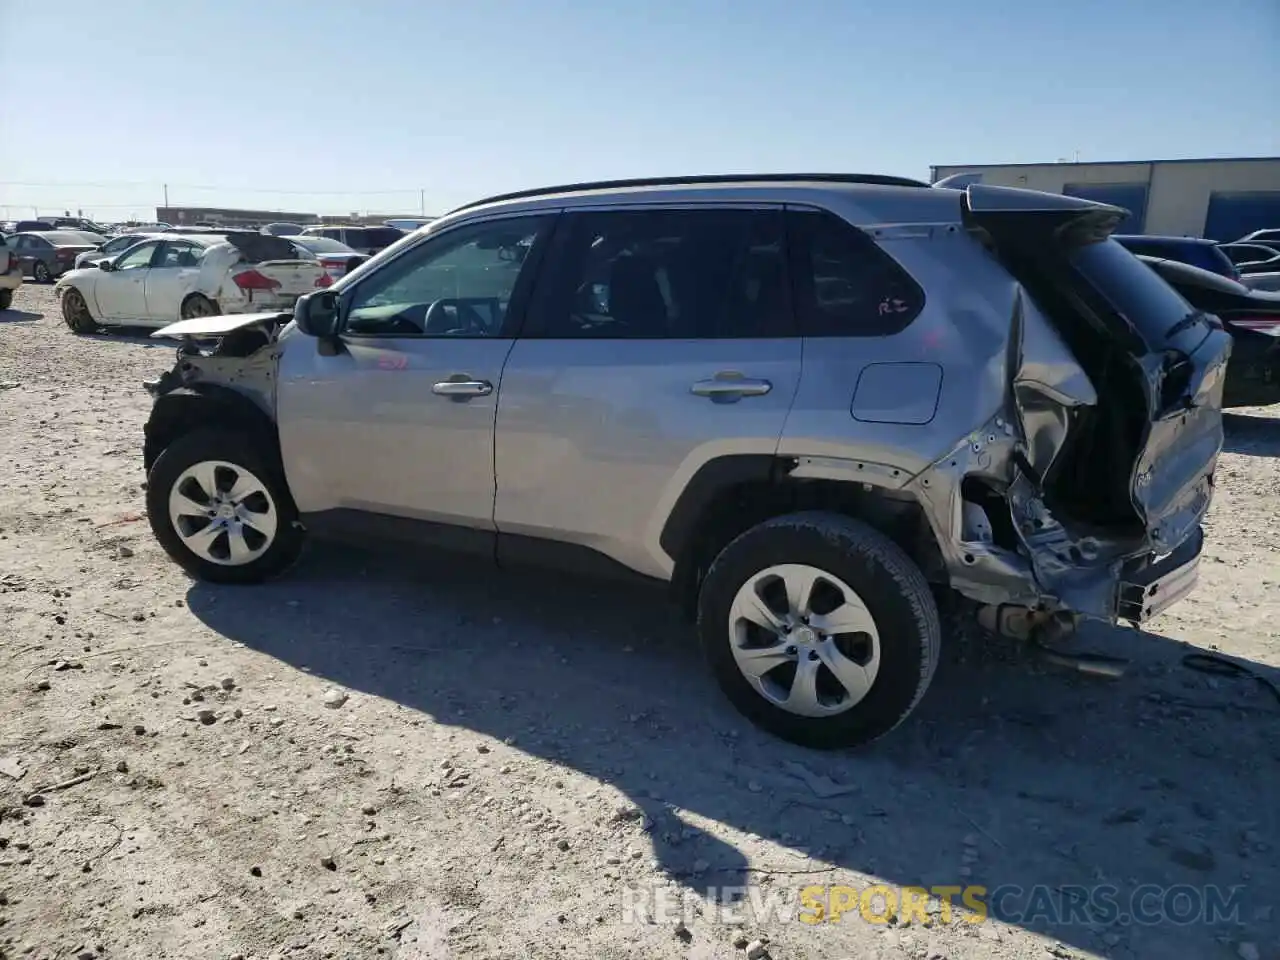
top-left (314, 273), bottom-right (332, 288)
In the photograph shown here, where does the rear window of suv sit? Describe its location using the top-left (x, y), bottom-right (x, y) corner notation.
top-left (362, 227), bottom-right (403, 249)
top-left (787, 210), bottom-right (925, 337)
top-left (1069, 239), bottom-right (1199, 350)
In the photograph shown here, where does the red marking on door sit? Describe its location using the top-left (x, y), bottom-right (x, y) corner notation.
top-left (377, 354), bottom-right (409, 371)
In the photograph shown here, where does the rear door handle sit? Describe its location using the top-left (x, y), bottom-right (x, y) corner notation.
top-left (432, 379), bottom-right (493, 398)
top-left (690, 377), bottom-right (773, 399)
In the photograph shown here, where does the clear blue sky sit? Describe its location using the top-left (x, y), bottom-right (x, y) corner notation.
top-left (2, 0), bottom-right (1277, 221)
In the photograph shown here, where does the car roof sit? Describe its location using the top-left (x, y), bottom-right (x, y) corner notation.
top-left (23, 230), bottom-right (99, 243)
top-left (430, 172), bottom-right (956, 234)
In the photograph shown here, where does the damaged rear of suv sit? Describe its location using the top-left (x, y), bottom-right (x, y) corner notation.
top-left (136, 175), bottom-right (1230, 749)
top-left (938, 186), bottom-right (1230, 628)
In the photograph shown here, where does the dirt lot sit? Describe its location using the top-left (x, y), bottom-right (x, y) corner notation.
top-left (1, 282), bottom-right (1278, 960)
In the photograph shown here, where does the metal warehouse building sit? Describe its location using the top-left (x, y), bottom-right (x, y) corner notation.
top-left (930, 157), bottom-right (1280, 241)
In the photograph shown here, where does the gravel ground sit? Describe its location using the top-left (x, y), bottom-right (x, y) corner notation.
top-left (1, 282), bottom-right (1278, 960)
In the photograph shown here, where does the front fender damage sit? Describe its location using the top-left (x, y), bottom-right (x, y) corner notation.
top-left (143, 311), bottom-right (289, 416)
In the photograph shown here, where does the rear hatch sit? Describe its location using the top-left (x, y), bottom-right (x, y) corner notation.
top-left (963, 185), bottom-right (1232, 558)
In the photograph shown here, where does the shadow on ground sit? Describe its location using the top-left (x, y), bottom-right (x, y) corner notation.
top-left (80, 326), bottom-right (175, 347)
top-left (0, 308), bottom-right (43, 323)
top-left (1224, 411), bottom-right (1280, 457)
top-left (189, 546), bottom-right (1279, 958)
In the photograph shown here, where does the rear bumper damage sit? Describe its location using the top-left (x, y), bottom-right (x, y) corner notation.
top-left (1116, 525), bottom-right (1203, 622)
top-left (907, 292), bottom-right (1227, 627)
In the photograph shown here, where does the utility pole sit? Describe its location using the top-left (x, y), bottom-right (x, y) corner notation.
top-left (420, 188), bottom-right (425, 216)
top-left (163, 183), bottom-right (169, 209)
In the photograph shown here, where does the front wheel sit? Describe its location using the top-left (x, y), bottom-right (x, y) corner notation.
top-left (61, 287), bottom-right (97, 334)
top-left (146, 429), bottom-right (304, 584)
top-left (697, 511), bottom-right (941, 749)
top-left (0, 288), bottom-right (12, 311)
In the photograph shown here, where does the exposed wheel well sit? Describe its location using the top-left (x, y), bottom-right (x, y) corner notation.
top-left (143, 387), bottom-right (278, 474)
top-left (669, 467), bottom-right (947, 621)
top-left (181, 292), bottom-right (218, 312)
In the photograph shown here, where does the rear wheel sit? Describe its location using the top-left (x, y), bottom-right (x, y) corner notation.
top-left (32, 261), bottom-right (51, 284)
top-left (697, 511), bottom-right (941, 749)
top-left (147, 429), bottom-right (304, 584)
top-left (181, 294), bottom-right (219, 320)
top-left (0, 289), bottom-right (12, 311)
top-left (61, 287), bottom-right (97, 334)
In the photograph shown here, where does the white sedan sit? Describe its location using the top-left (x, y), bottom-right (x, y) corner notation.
top-left (54, 233), bottom-right (329, 334)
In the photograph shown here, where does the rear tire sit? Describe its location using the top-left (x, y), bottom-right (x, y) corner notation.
top-left (0, 289), bottom-right (12, 311)
top-left (181, 294), bottom-right (219, 320)
top-left (32, 261), bottom-right (51, 284)
top-left (697, 511), bottom-right (941, 749)
top-left (61, 287), bottom-right (97, 334)
top-left (147, 429), bottom-right (304, 584)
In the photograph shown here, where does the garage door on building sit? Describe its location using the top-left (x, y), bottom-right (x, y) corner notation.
top-left (1203, 191), bottom-right (1280, 242)
top-left (1062, 182), bottom-right (1149, 233)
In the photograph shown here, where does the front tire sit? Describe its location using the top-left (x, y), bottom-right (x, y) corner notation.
top-left (146, 429), bottom-right (304, 584)
top-left (0, 288), bottom-right (12, 311)
top-left (61, 287), bottom-right (97, 334)
top-left (697, 511), bottom-right (941, 749)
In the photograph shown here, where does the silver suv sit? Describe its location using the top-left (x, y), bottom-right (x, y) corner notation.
top-left (139, 174), bottom-right (1232, 749)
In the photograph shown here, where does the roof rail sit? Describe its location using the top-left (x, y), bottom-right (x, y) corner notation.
top-left (447, 172), bottom-right (930, 214)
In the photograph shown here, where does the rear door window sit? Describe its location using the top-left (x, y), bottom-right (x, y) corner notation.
top-left (527, 207), bottom-right (791, 339)
top-left (786, 209), bottom-right (924, 337)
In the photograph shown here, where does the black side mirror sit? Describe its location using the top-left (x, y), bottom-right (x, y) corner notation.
top-left (98, 260), bottom-right (112, 271)
top-left (295, 291), bottom-right (343, 354)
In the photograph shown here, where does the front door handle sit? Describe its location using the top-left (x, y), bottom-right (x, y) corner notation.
top-left (690, 377), bottom-right (773, 400)
top-left (432, 378), bottom-right (493, 398)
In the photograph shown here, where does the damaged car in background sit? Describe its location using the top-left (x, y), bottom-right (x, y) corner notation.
top-left (134, 175), bottom-right (1231, 749)
top-left (54, 232), bottom-right (330, 333)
